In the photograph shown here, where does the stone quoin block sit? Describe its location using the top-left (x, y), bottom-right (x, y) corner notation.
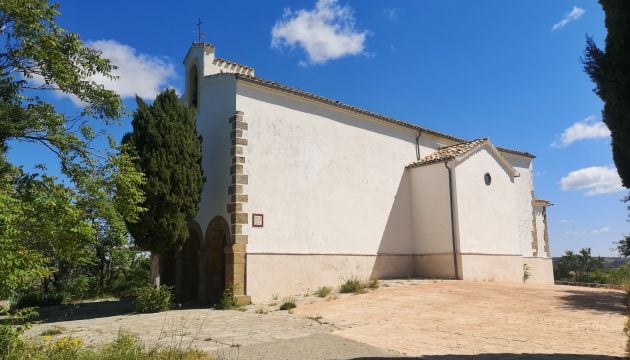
top-left (230, 194), bottom-right (248, 203)
top-left (232, 175), bottom-right (248, 185)
top-left (230, 164), bottom-right (244, 175)
top-left (231, 212), bottom-right (248, 224)
top-left (231, 235), bottom-right (248, 245)
top-left (232, 156), bottom-right (245, 164)
top-left (230, 146), bottom-right (244, 156)
top-left (230, 129), bottom-right (243, 139)
top-left (231, 224), bottom-right (242, 235)
top-left (228, 184), bottom-right (243, 195)
top-left (234, 138), bottom-right (248, 146)
top-left (231, 121), bottom-right (248, 130)
top-left (226, 203), bottom-right (243, 213)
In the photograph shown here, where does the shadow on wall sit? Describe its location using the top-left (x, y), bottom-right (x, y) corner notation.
top-left (352, 355), bottom-right (621, 360)
top-left (370, 171), bottom-right (414, 280)
top-left (558, 288), bottom-right (627, 315)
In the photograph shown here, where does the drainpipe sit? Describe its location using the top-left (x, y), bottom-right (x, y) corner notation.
top-left (444, 161), bottom-right (459, 279)
top-left (415, 130), bottom-right (422, 160)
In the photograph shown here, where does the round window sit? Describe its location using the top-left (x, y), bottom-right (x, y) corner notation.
top-left (484, 173), bottom-right (492, 185)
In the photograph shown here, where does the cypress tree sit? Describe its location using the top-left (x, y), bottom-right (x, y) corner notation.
top-left (123, 89), bottom-right (204, 285)
top-left (582, 1), bottom-right (630, 187)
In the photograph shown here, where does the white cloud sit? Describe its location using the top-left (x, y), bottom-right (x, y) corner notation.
top-left (564, 226), bottom-right (611, 235)
top-left (30, 40), bottom-right (177, 106)
top-left (559, 165), bottom-right (624, 196)
top-left (271, 0), bottom-right (368, 65)
top-left (552, 6), bottom-right (585, 31)
top-left (383, 8), bottom-right (399, 21)
top-left (87, 40), bottom-right (176, 99)
top-left (551, 115), bottom-right (610, 147)
top-left (591, 226), bottom-right (611, 235)
top-left (560, 219), bottom-right (570, 224)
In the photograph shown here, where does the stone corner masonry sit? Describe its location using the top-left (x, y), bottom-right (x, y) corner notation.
top-left (227, 110), bottom-right (251, 305)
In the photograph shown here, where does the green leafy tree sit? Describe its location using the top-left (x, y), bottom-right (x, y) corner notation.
top-left (0, 171), bottom-right (49, 299)
top-left (73, 144), bottom-right (146, 295)
top-left (123, 89), bottom-right (204, 286)
top-left (554, 248), bottom-right (604, 282)
top-left (618, 235), bottom-right (630, 257)
top-left (582, 1), bottom-right (630, 187)
top-left (0, 148), bottom-right (145, 300)
top-left (13, 170), bottom-right (97, 296)
top-left (583, 1), bottom-right (630, 257)
top-left (0, 0), bottom-right (122, 174)
top-left (0, 1), bottom-right (149, 300)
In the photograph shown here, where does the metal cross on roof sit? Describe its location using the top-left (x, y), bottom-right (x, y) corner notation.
top-left (194, 18), bottom-right (206, 42)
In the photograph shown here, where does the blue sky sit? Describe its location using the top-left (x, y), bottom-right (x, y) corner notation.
top-left (8, 0), bottom-right (625, 256)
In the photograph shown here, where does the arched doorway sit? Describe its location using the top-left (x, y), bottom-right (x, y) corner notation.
top-left (204, 216), bottom-right (230, 303)
top-left (178, 226), bottom-right (201, 301)
top-left (159, 250), bottom-right (176, 288)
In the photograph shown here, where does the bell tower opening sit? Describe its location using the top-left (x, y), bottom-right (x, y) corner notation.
top-left (188, 64), bottom-right (199, 109)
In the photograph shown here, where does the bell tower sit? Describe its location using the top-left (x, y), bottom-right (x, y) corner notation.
top-left (183, 42), bottom-right (216, 109)
top-left (183, 42), bottom-right (255, 109)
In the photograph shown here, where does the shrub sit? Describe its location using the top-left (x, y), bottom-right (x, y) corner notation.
top-left (46, 336), bottom-right (84, 359)
top-left (135, 285), bottom-right (172, 313)
top-left (5, 331), bottom-right (213, 360)
top-left (339, 277), bottom-right (366, 294)
top-left (523, 263), bottom-right (531, 283)
top-left (367, 279), bottom-right (380, 289)
top-left (279, 297), bottom-right (296, 310)
top-left (40, 326), bottom-right (64, 336)
top-left (0, 324), bottom-right (20, 358)
top-left (0, 307), bottom-right (37, 358)
top-left (315, 286), bottom-right (331, 298)
top-left (217, 284), bottom-right (239, 310)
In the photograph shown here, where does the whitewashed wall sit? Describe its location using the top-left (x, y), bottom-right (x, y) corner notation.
top-left (453, 148), bottom-right (521, 255)
top-left (236, 82), bottom-right (418, 256)
top-left (409, 163), bottom-right (453, 254)
top-left (503, 153), bottom-right (535, 257)
top-left (191, 75), bottom-right (235, 236)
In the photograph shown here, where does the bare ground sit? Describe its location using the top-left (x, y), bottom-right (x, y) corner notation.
top-left (26, 280), bottom-right (626, 359)
top-left (295, 280), bottom-right (627, 358)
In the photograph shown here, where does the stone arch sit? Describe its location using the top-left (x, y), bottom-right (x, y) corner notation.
top-left (188, 63), bottom-right (199, 109)
top-left (200, 216), bottom-right (230, 303)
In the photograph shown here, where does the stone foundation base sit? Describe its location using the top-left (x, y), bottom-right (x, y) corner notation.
top-left (523, 256), bottom-right (554, 284)
top-left (245, 252), bottom-right (554, 301)
top-left (414, 253), bottom-right (458, 279)
top-left (459, 253), bottom-right (524, 282)
top-left (246, 253), bottom-right (414, 301)
top-left (414, 253), bottom-right (525, 282)
top-left (235, 295), bottom-right (251, 305)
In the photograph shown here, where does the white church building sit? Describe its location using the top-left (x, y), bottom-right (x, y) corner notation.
top-left (160, 42), bottom-right (553, 304)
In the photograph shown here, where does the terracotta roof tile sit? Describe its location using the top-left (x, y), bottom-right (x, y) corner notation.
top-left (533, 198), bottom-right (553, 206)
top-left (213, 57), bottom-right (254, 73)
top-left (406, 139), bottom-right (488, 168)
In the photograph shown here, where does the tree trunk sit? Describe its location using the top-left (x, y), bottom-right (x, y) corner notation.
top-left (150, 252), bottom-right (160, 287)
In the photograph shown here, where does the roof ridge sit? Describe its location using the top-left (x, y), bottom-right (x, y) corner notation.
top-left (437, 138), bottom-right (487, 150)
top-left (213, 57), bottom-right (254, 71)
top-left (215, 73), bottom-right (534, 159)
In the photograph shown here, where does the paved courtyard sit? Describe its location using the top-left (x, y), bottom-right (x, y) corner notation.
top-left (26, 280), bottom-right (626, 359)
top-left (296, 280), bottom-right (627, 358)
